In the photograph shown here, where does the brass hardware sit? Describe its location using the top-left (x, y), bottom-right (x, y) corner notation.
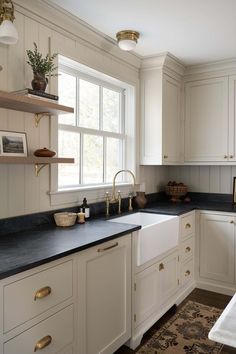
top-left (230, 155), bottom-right (234, 159)
top-left (185, 270), bottom-right (191, 276)
top-left (230, 220), bottom-right (234, 224)
top-left (128, 193), bottom-right (133, 212)
top-left (116, 30), bottom-right (139, 49)
top-left (185, 223), bottom-right (191, 229)
top-left (134, 314), bottom-right (136, 322)
top-left (0, 0), bottom-right (15, 24)
top-left (134, 283), bottom-right (136, 291)
top-left (118, 190), bottom-right (122, 214)
top-left (163, 155), bottom-right (168, 159)
top-left (185, 246), bottom-right (191, 252)
top-left (34, 286), bottom-right (52, 301)
top-left (105, 192), bottom-right (110, 217)
top-left (159, 263), bottom-right (164, 271)
top-left (34, 112), bottom-right (50, 127)
top-left (178, 279), bottom-right (180, 285)
top-left (34, 335), bottom-right (52, 351)
top-left (178, 255), bottom-right (179, 262)
top-left (34, 163), bottom-right (49, 177)
top-left (97, 242), bottom-right (119, 252)
top-left (224, 155), bottom-right (228, 159)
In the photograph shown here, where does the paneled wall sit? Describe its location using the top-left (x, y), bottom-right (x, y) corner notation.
top-left (0, 1), bottom-right (160, 219)
top-left (167, 166), bottom-right (235, 194)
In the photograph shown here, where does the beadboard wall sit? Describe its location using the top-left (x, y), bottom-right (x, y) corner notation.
top-left (167, 166), bottom-right (236, 194)
top-left (0, 0), bottom-right (161, 219)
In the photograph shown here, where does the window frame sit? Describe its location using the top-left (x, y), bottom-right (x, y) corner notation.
top-left (49, 55), bottom-right (136, 206)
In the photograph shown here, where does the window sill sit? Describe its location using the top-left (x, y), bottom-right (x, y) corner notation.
top-left (49, 182), bottom-right (136, 206)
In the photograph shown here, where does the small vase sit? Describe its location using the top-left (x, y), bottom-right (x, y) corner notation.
top-left (31, 73), bottom-right (48, 92)
top-left (135, 191), bottom-right (147, 209)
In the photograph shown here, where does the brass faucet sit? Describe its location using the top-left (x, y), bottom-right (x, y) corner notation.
top-left (105, 169), bottom-right (136, 216)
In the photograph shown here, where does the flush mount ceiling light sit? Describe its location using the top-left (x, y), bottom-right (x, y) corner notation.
top-left (116, 30), bottom-right (140, 51)
top-left (0, 0), bottom-right (18, 44)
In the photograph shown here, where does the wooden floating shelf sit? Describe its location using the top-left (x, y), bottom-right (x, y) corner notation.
top-left (0, 156), bottom-right (74, 164)
top-left (0, 156), bottom-right (74, 176)
top-left (0, 90), bottom-right (74, 116)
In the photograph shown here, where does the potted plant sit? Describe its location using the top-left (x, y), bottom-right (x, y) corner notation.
top-left (26, 42), bottom-right (57, 92)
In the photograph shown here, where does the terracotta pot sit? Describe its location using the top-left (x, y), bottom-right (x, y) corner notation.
top-left (31, 73), bottom-right (48, 91)
top-left (135, 191), bottom-right (147, 208)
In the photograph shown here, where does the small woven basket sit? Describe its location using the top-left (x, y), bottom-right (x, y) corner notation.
top-left (165, 185), bottom-right (188, 201)
top-left (54, 212), bottom-right (77, 227)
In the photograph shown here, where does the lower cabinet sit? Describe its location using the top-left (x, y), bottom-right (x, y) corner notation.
top-left (134, 250), bottom-right (179, 329)
top-left (77, 234), bottom-right (131, 354)
top-left (200, 213), bottom-right (235, 283)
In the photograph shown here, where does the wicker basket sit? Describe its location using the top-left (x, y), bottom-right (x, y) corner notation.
top-left (54, 212), bottom-right (77, 227)
top-left (165, 185), bottom-right (188, 201)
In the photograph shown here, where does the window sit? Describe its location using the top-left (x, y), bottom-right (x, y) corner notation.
top-left (57, 61), bottom-right (131, 190)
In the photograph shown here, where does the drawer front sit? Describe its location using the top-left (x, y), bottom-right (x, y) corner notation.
top-left (180, 237), bottom-right (194, 263)
top-left (181, 213), bottom-right (195, 239)
top-left (4, 305), bottom-right (74, 354)
top-left (4, 260), bottom-right (73, 333)
top-left (181, 258), bottom-right (194, 287)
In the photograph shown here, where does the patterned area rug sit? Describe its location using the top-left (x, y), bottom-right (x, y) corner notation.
top-left (137, 300), bottom-right (223, 354)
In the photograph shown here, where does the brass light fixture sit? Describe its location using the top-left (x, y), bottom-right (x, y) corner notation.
top-left (116, 30), bottom-right (139, 51)
top-left (0, 0), bottom-right (18, 44)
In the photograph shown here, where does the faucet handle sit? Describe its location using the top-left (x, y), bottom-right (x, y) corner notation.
top-left (128, 193), bottom-right (133, 212)
top-left (118, 190), bottom-right (122, 214)
top-left (105, 192), bottom-right (110, 217)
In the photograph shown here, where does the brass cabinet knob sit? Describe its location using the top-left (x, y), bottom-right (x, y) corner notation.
top-left (224, 155), bottom-right (228, 159)
top-left (34, 335), bottom-right (52, 351)
top-left (159, 263), bottom-right (164, 271)
top-left (230, 155), bottom-right (234, 159)
top-left (230, 220), bottom-right (234, 224)
top-left (34, 286), bottom-right (52, 301)
top-left (185, 246), bottom-right (191, 252)
top-left (185, 270), bottom-right (191, 276)
top-left (185, 223), bottom-right (191, 229)
top-left (163, 155), bottom-right (168, 159)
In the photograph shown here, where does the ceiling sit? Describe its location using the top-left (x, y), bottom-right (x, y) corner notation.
top-left (48, 0), bottom-right (236, 65)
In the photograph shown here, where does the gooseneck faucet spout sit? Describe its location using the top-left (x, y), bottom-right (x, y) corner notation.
top-left (111, 169), bottom-right (136, 202)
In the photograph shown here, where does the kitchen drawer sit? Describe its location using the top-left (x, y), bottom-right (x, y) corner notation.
top-left (4, 260), bottom-right (73, 333)
top-left (4, 305), bottom-right (74, 354)
top-left (180, 213), bottom-right (195, 240)
top-left (180, 237), bottom-right (194, 263)
top-left (181, 258), bottom-right (194, 287)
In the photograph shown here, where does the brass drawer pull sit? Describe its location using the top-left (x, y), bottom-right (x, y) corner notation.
top-left (159, 263), bottom-right (164, 271)
top-left (185, 223), bottom-right (191, 229)
top-left (185, 270), bottom-right (191, 276)
top-left (185, 246), bottom-right (191, 252)
top-left (34, 286), bottom-right (52, 301)
top-left (97, 242), bottom-right (118, 252)
top-left (34, 335), bottom-right (52, 351)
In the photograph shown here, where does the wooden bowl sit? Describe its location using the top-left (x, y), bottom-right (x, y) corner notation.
top-left (54, 212), bottom-right (77, 227)
top-left (34, 147), bottom-right (56, 157)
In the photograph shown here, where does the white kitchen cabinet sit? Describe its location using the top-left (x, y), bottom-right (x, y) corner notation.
top-left (77, 234), bottom-right (131, 354)
top-left (140, 68), bottom-right (182, 165)
top-left (184, 77), bottom-right (229, 162)
top-left (200, 213), bottom-right (235, 283)
top-left (229, 75), bottom-right (236, 161)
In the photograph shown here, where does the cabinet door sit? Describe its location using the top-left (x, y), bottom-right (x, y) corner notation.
top-left (162, 75), bottom-right (181, 164)
top-left (229, 76), bottom-right (236, 161)
top-left (200, 214), bottom-right (235, 283)
top-left (158, 251), bottom-right (179, 306)
top-left (77, 235), bottom-right (131, 354)
top-left (134, 264), bottom-right (158, 327)
top-left (184, 77), bottom-right (228, 162)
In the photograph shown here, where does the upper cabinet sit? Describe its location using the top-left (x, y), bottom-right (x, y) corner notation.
top-left (184, 77), bottom-right (229, 162)
top-left (140, 54), bottom-right (184, 165)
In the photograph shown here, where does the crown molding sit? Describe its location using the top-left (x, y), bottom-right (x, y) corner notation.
top-left (13, 0), bottom-right (141, 71)
top-left (185, 57), bottom-right (236, 77)
top-left (141, 52), bottom-right (185, 78)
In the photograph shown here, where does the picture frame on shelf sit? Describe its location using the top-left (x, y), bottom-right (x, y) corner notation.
top-left (233, 177), bottom-right (236, 204)
top-left (0, 130), bottom-right (28, 157)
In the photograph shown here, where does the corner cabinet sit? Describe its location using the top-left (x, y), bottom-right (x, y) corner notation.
top-left (77, 234), bottom-right (131, 354)
top-left (140, 69), bottom-right (182, 165)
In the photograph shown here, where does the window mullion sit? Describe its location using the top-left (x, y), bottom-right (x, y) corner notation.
top-left (103, 136), bottom-right (106, 183)
top-left (99, 86), bottom-right (103, 131)
top-left (77, 77), bottom-right (80, 126)
top-left (80, 133), bottom-right (83, 184)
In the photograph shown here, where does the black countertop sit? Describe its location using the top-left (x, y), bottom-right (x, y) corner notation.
top-left (0, 219), bottom-right (140, 280)
top-left (142, 200), bottom-right (236, 216)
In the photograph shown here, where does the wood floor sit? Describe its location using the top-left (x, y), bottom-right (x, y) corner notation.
top-left (115, 288), bottom-right (234, 354)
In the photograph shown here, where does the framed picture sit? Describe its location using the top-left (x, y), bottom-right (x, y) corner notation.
top-left (233, 177), bottom-right (236, 204)
top-left (0, 130), bottom-right (28, 157)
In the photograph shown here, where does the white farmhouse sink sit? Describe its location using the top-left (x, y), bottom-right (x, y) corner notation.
top-left (108, 212), bottom-right (179, 266)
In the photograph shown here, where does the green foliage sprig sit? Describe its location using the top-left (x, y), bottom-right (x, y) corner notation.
top-left (26, 42), bottom-right (57, 76)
